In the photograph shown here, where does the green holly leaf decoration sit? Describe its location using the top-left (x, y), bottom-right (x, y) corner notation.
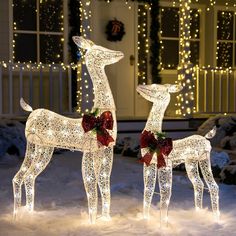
top-left (156, 132), bottom-right (166, 139)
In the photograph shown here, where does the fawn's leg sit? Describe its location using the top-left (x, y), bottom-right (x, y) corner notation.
top-left (158, 164), bottom-right (172, 224)
top-left (98, 147), bottom-right (113, 220)
top-left (12, 142), bottom-right (36, 217)
top-left (199, 154), bottom-right (220, 219)
top-left (143, 163), bottom-right (157, 219)
top-left (24, 145), bottom-right (54, 212)
top-left (185, 159), bottom-right (204, 211)
top-left (82, 151), bottom-right (98, 224)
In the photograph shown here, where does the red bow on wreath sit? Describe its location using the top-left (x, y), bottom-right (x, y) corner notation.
top-left (140, 130), bottom-right (173, 169)
top-left (82, 109), bottom-right (114, 147)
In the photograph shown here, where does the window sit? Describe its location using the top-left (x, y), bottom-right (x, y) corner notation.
top-left (160, 6), bottom-right (201, 70)
top-left (216, 10), bottom-right (236, 68)
top-left (12, 0), bottom-right (64, 64)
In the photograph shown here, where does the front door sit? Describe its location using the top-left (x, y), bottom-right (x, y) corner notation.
top-left (91, 0), bottom-right (149, 119)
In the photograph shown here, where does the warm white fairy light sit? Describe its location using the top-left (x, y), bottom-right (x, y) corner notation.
top-left (137, 83), bottom-right (220, 223)
top-left (175, 0), bottom-right (196, 117)
top-left (216, 10), bottom-right (235, 68)
top-left (137, 4), bottom-right (149, 85)
top-left (77, 0), bottom-right (94, 114)
top-left (12, 37), bottom-right (124, 224)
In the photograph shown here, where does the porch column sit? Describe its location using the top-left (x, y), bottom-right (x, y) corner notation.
top-left (176, 0), bottom-right (195, 117)
top-left (80, 0), bottom-right (94, 114)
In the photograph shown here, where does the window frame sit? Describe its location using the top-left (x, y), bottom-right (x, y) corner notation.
top-left (159, 1), bottom-right (205, 74)
top-left (9, 0), bottom-right (68, 64)
top-left (214, 6), bottom-right (236, 69)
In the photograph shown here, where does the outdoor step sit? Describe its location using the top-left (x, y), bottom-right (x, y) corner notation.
top-left (117, 118), bottom-right (206, 133)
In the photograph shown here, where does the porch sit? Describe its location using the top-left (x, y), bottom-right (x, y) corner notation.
top-left (0, 62), bottom-right (235, 120)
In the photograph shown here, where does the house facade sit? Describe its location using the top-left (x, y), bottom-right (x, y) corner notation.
top-left (0, 0), bottom-right (235, 119)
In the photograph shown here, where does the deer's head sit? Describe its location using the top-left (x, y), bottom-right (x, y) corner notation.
top-left (73, 36), bottom-right (124, 66)
top-left (137, 83), bottom-right (182, 106)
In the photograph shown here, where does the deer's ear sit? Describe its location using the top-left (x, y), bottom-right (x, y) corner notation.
top-left (72, 36), bottom-right (94, 50)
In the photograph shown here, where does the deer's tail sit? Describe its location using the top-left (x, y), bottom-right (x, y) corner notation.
top-left (20, 98), bottom-right (33, 112)
top-left (204, 126), bottom-right (217, 139)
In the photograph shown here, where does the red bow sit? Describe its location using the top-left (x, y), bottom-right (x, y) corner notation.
top-left (82, 111), bottom-right (114, 147)
top-left (140, 130), bottom-right (173, 169)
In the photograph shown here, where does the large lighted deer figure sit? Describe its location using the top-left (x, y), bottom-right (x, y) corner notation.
top-left (12, 37), bottom-right (124, 224)
top-left (137, 84), bottom-right (219, 224)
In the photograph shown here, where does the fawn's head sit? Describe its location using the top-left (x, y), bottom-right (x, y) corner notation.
top-left (137, 84), bottom-right (182, 105)
top-left (73, 36), bottom-right (124, 66)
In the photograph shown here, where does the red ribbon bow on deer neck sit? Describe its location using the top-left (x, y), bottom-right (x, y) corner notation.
top-left (140, 130), bottom-right (173, 169)
top-left (82, 110), bottom-right (114, 147)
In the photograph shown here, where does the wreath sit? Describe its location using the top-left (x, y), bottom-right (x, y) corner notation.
top-left (105, 18), bottom-right (126, 42)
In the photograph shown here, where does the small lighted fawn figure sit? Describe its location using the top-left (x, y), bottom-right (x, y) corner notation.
top-left (12, 37), bottom-right (124, 224)
top-left (137, 84), bottom-right (219, 224)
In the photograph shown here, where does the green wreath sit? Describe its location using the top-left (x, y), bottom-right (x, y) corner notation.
top-left (105, 19), bottom-right (126, 42)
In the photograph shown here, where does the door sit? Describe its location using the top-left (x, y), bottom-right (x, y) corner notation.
top-left (91, 1), bottom-right (149, 119)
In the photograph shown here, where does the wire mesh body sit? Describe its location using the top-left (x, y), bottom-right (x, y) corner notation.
top-left (137, 84), bottom-right (220, 224)
top-left (12, 37), bottom-right (124, 224)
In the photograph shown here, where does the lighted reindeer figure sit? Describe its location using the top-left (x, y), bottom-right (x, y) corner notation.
top-left (137, 84), bottom-right (219, 224)
top-left (12, 37), bottom-right (124, 224)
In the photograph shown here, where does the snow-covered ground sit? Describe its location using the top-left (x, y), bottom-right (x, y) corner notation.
top-left (0, 151), bottom-right (236, 236)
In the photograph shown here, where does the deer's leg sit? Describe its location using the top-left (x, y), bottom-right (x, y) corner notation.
top-left (185, 159), bottom-right (204, 211)
top-left (24, 145), bottom-right (54, 212)
top-left (82, 151), bottom-right (98, 224)
top-left (98, 147), bottom-right (113, 220)
top-left (143, 163), bottom-right (157, 219)
top-left (158, 164), bottom-right (172, 225)
top-left (199, 154), bottom-right (220, 219)
top-left (12, 142), bottom-right (36, 217)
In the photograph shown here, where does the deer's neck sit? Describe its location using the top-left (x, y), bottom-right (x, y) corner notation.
top-left (86, 60), bottom-right (116, 112)
top-left (144, 102), bottom-right (167, 133)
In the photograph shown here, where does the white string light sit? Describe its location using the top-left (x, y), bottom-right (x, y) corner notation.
top-left (137, 83), bottom-right (220, 224)
top-left (79, 0), bottom-right (93, 114)
top-left (12, 37), bottom-right (124, 224)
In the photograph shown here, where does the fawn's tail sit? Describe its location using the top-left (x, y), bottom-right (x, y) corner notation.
top-left (20, 98), bottom-right (33, 112)
top-left (204, 126), bottom-right (217, 139)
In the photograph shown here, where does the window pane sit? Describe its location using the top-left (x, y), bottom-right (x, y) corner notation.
top-left (161, 7), bottom-right (179, 38)
top-left (217, 42), bottom-right (233, 68)
top-left (40, 35), bottom-right (63, 63)
top-left (190, 9), bottom-right (200, 39)
top-left (39, 0), bottom-right (63, 32)
top-left (14, 34), bottom-right (37, 62)
top-left (161, 40), bottom-right (179, 69)
top-left (13, 0), bottom-right (36, 30)
top-left (217, 11), bottom-right (234, 40)
top-left (190, 41), bottom-right (199, 65)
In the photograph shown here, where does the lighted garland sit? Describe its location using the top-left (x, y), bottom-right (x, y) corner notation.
top-left (68, 0), bottom-right (81, 110)
top-left (149, 0), bottom-right (161, 83)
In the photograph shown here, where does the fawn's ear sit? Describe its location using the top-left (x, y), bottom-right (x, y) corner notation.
top-left (166, 84), bottom-right (183, 93)
top-left (72, 36), bottom-right (94, 50)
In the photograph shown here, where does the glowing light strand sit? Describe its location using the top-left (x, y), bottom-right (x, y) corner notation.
top-left (137, 83), bottom-right (220, 224)
top-left (79, 0), bottom-right (93, 114)
top-left (176, 0), bottom-right (196, 117)
top-left (137, 4), bottom-right (149, 85)
top-left (12, 37), bottom-right (124, 224)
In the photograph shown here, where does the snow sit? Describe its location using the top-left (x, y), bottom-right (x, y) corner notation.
top-left (0, 151), bottom-right (236, 236)
top-left (0, 120), bottom-right (26, 160)
top-left (211, 151), bottom-right (229, 169)
top-left (220, 164), bottom-right (236, 177)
